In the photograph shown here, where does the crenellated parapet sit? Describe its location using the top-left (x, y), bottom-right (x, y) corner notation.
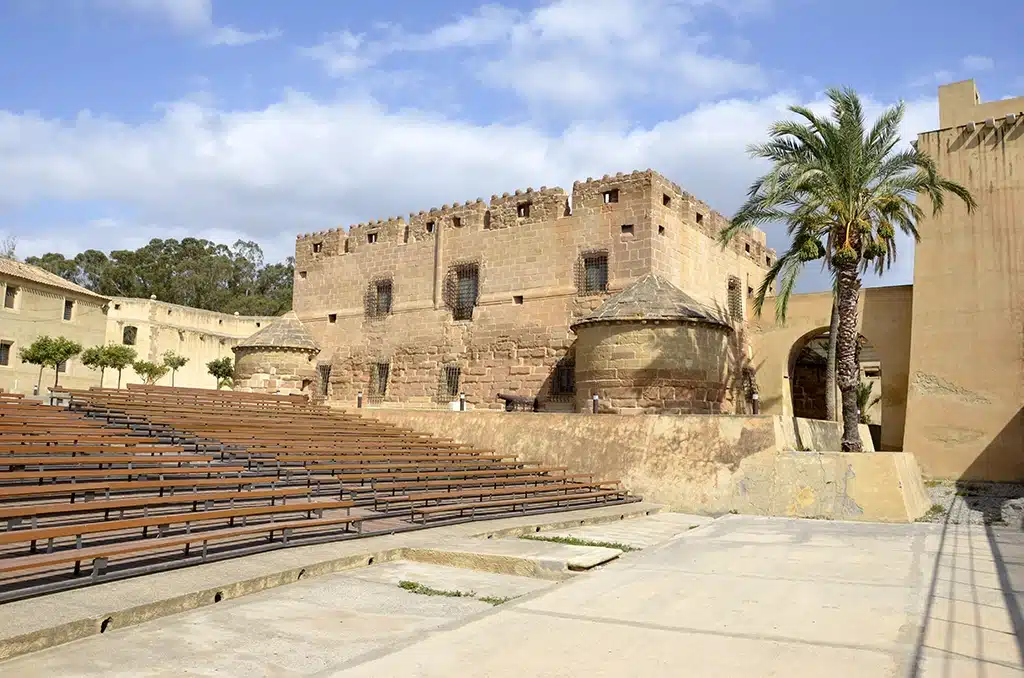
top-left (486, 186), bottom-right (569, 229)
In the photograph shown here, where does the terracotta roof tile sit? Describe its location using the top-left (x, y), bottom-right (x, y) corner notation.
top-left (233, 311), bottom-right (320, 351)
top-left (571, 273), bottom-right (729, 329)
top-left (0, 258), bottom-right (109, 302)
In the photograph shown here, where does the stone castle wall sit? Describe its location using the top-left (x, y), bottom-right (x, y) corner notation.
top-left (292, 169), bottom-right (773, 410)
top-left (233, 347), bottom-right (318, 395)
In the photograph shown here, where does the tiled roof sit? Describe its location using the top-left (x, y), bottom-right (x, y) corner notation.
top-left (233, 311), bottom-right (320, 351)
top-left (0, 257), bottom-right (110, 302)
top-left (571, 273), bottom-right (729, 330)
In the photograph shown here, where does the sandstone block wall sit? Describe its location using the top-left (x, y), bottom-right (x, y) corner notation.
top-left (233, 347), bottom-right (318, 395)
top-left (294, 169), bottom-right (773, 410)
top-left (574, 321), bottom-right (742, 414)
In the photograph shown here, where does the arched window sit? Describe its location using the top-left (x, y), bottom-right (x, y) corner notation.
top-left (122, 325), bottom-right (138, 345)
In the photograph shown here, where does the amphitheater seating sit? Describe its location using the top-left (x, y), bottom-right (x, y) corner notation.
top-left (0, 384), bottom-right (634, 600)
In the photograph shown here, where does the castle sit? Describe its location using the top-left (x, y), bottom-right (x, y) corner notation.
top-left (275, 169), bottom-right (775, 414)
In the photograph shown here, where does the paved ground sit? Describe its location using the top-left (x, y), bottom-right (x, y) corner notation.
top-left (3, 513), bottom-right (1022, 677)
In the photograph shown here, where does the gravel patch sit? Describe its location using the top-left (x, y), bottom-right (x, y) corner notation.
top-left (920, 481), bottom-right (1024, 527)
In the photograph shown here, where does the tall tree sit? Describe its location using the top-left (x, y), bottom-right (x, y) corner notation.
top-left (162, 351), bottom-right (189, 387)
top-left (18, 336), bottom-right (82, 393)
top-left (24, 238), bottom-right (293, 315)
top-left (80, 345), bottom-right (111, 387)
top-left (825, 280), bottom-right (840, 422)
top-left (720, 87), bottom-right (976, 451)
top-left (103, 345), bottom-right (138, 389)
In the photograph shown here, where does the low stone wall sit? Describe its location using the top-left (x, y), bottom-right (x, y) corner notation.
top-left (363, 409), bottom-right (928, 522)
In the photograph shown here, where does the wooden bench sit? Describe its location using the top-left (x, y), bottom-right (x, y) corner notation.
top-left (0, 475), bottom-right (313, 501)
top-left (411, 489), bottom-right (624, 523)
top-left (372, 481), bottom-right (610, 510)
top-left (0, 455), bottom-right (215, 467)
top-left (0, 465), bottom-right (248, 482)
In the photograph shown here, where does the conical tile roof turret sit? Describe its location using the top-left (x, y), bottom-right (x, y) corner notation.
top-left (233, 311), bottom-right (320, 352)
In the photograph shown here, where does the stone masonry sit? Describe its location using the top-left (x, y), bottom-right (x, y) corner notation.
top-left (291, 169), bottom-right (773, 411)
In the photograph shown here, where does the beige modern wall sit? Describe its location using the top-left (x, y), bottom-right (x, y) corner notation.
top-left (361, 409), bottom-right (933, 522)
top-left (746, 285), bottom-right (913, 451)
top-left (292, 169), bottom-right (773, 410)
top-left (0, 277), bottom-right (109, 395)
top-left (904, 83), bottom-right (1024, 481)
top-left (103, 298), bottom-right (275, 390)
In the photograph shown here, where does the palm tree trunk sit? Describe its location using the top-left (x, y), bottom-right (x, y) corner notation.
top-left (835, 264), bottom-right (863, 452)
top-left (825, 298), bottom-right (839, 421)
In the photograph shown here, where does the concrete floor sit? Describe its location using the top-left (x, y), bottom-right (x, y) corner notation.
top-left (3, 513), bottom-right (1022, 677)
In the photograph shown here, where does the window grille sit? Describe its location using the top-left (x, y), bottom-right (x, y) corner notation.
top-left (63, 300), bottom-right (74, 321)
top-left (576, 251), bottom-right (609, 296)
top-left (444, 263), bottom-right (479, 321)
top-left (727, 276), bottom-right (742, 320)
top-left (365, 278), bottom-right (394, 319)
top-left (369, 361), bottom-right (390, 398)
top-left (438, 365), bottom-right (461, 400)
top-left (551, 358), bottom-right (575, 398)
top-left (0, 341), bottom-right (11, 366)
top-left (317, 364), bottom-right (331, 397)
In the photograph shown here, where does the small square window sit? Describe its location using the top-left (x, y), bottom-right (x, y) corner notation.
top-left (621, 224), bottom-right (634, 235)
top-left (602, 189), bottom-right (619, 204)
top-left (367, 232), bottom-right (378, 244)
top-left (658, 225), bottom-right (665, 235)
top-left (696, 212), bottom-right (704, 224)
top-left (256, 322), bottom-right (261, 328)
top-left (663, 194), bottom-right (672, 207)
top-left (426, 221), bottom-right (435, 233)
top-left (299, 271), bottom-right (308, 279)
top-left (517, 202), bottom-right (531, 218)
top-left (452, 216), bottom-right (462, 228)
top-left (312, 242), bottom-right (323, 253)
top-left (63, 299), bottom-right (74, 321)
top-left (328, 313), bottom-right (337, 323)
top-left (513, 295), bottom-right (523, 305)
top-left (113, 303), bottom-right (121, 310)
top-left (3, 285), bottom-right (17, 309)
top-left (0, 341), bottom-right (11, 366)
top-left (745, 243), bottom-right (751, 254)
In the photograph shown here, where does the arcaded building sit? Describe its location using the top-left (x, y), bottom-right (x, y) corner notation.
top-left (290, 169), bottom-right (773, 413)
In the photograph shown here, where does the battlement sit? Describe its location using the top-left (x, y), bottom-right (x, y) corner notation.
top-left (295, 169), bottom-right (774, 267)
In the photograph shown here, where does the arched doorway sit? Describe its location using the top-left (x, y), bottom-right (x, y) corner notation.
top-left (788, 329), bottom-right (883, 448)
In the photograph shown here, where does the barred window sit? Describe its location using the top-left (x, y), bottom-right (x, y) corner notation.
top-left (317, 364), bottom-right (331, 397)
top-left (439, 365), bottom-right (461, 400)
top-left (551, 359), bottom-right (575, 396)
top-left (0, 341), bottom-right (11, 366)
top-left (122, 325), bottom-right (138, 345)
top-left (63, 299), bottom-right (74, 321)
top-left (365, 278), bottom-right (394, 318)
top-left (576, 252), bottom-right (609, 296)
top-left (369, 361), bottom-right (390, 397)
top-left (445, 263), bottom-right (479, 321)
top-left (727, 276), bottom-right (742, 321)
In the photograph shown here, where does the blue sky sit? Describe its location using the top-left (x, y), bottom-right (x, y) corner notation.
top-left (0, 0), bottom-right (1021, 292)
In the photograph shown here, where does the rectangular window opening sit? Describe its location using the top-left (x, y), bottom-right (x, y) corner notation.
top-left (57, 360), bottom-right (67, 374)
top-left (317, 364), bottom-right (331, 397)
top-left (744, 243), bottom-right (751, 253)
top-left (0, 341), bottom-right (11, 366)
top-left (864, 368), bottom-right (881, 379)
top-left (662, 193), bottom-right (672, 207)
top-left (367, 232), bottom-right (378, 244)
top-left (727, 277), bottom-right (743, 321)
top-left (3, 286), bottom-right (17, 309)
top-left (441, 365), bottom-right (461, 400)
top-left (748, 286), bottom-right (754, 297)
top-left (299, 271), bottom-right (308, 279)
top-left (63, 299), bottom-right (74, 321)
top-left (766, 255), bottom-right (772, 266)
top-left (452, 216), bottom-right (462, 228)
top-left (328, 313), bottom-right (337, 323)
top-left (551, 359), bottom-right (575, 397)
top-left (370, 362), bottom-right (390, 397)
top-left (376, 279), bottom-right (393, 316)
top-left (696, 212), bottom-right (704, 224)
top-left (426, 221), bottom-right (435, 233)
top-left (312, 242), bottom-right (323, 253)
top-left (452, 266), bottom-right (478, 321)
top-left (122, 326), bottom-right (137, 345)
top-left (620, 224), bottom-right (634, 235)
top-left (602, 189), bottom-right (619, 204)
top-left (580, 254), bottom-right (609, 295)
top-left (658, 225), bottom-right (665, 235)
top-left (513, 295), bottom-right (524, 305)
top-left (516, 202), bottom-right (531, 218)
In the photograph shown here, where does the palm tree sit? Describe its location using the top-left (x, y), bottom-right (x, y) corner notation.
top-left (856, 381), bottom-right (882, 425)
top-left (720, 87), bottom-right (976, 451)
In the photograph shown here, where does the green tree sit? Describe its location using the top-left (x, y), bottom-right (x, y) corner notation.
top-left (161, 351), bottom-right (189, 387)
top-left (133, 360), bottom-right (169, 385)
top-left (25, 238), bottom-right (293, 315)
top-left (17, 335), bottom-right (82, 393)
top-left (720, 87), bottom-right (977, 451)
top-left (206, 357), bottom-right (234, 390)
top-left (80, 345), bottom-right (111, 387)
top-left (103, 344), bottom-right (138, 389)
top-left (856, 381), bottom-right (882, 425)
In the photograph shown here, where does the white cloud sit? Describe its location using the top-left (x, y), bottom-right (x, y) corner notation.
top-left (301, 0), bottom-right (768, 109)
top-left (0, 88), bottom-right (937, 292)
top-left (95, 0), bottom-right (279, 46)
top-left (910, 55), bottom-right (996, 89)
